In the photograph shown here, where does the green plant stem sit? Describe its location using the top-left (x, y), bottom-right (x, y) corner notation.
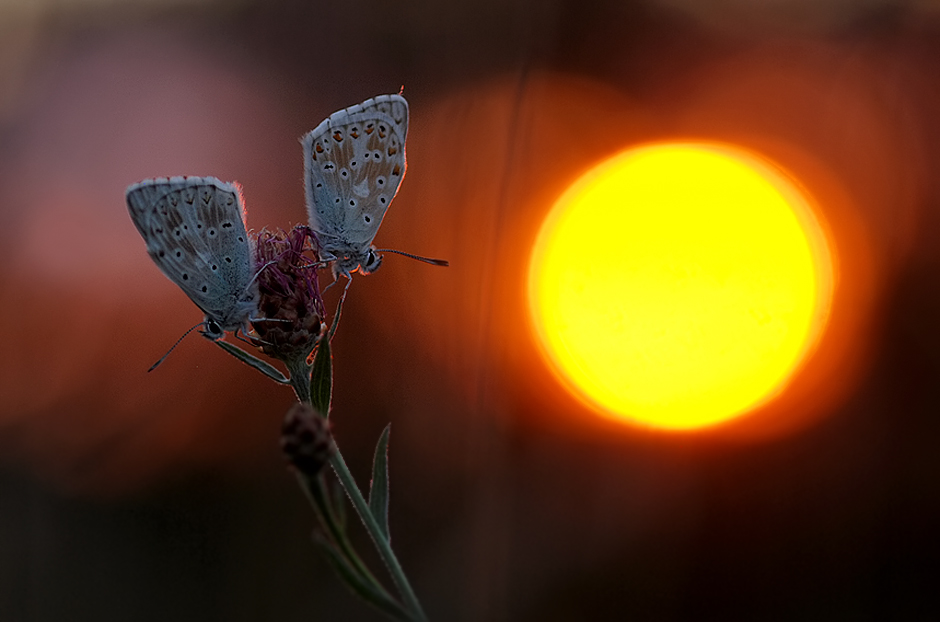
top-left (331, 448), bottom-right (428, 622)
top-left (296, 472), bottom-right (410, 620)
top-left (286, 358), bottom-right (312, 404)
top-left (303, 473), bottom-right (385, 593)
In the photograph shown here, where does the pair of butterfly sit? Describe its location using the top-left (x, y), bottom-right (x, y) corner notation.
top-left (126, 94), bottom-right (447, 348)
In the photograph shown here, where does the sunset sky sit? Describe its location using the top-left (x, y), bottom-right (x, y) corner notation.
top-left (1, 1), bottom-right (939, 620)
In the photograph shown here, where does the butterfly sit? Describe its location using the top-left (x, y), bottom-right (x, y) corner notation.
top-left (301, 93), bottom-right (447, 282)
top-left (126, 176), bottom-right (258, 342)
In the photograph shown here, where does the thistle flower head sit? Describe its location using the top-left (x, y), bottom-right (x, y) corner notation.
top-left (251, 226), bottom-right (325, 364)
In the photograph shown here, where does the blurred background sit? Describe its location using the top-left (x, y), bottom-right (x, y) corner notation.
top-left (2, 0), bottom-right (940, 619)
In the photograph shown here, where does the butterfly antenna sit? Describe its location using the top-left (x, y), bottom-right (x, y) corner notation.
top-left (148, 322), bottom-right (204, 372)
top-left (375, 249), bottom-right (449, 267)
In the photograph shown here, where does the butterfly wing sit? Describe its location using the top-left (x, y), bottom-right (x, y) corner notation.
top-left (302, 94), bottom-right (408, 271)
top-left (126, 176), bottom-right (257, 333)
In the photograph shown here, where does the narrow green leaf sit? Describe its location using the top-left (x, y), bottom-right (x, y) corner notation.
top-left (312, 532), bottom-right (410, 621)
top-left (331, 477), bottom-right (347, 530)
top-left (309, 337), bottom-right (332, 415)
top-left (215, 340), bottom-right (289, 383)
top-left (368, 424), bottom-right (392, 541)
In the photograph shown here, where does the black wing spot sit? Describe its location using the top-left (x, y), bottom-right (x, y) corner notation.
top-left (238, 236), bottom-right (245, 242)
top-left (380, 197), bottom-right (387, 204)
top-left (225, 256), bottom-right (232, 263)
top-left (208, 228), bottom-right (217, 237)
top-left (316, 182), bottom-right (323, 188)
top-left (182, 273), bottom-right (189, 280)
top-left (222, 222), bottom-right (233, 229)
top-left (364, 214), bottom-right (372, 223)
top-left (211, 264), bottom-right (218, 271)
top-left (175, 250), bottom-right (182, 258)
top-left (158, 250), bottom-right (165, 257)
top-left (201, 285), bottom-right (208, 293)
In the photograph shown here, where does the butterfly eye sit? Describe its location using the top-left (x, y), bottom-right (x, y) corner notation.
top-left (204, 319), bottom-right (223, 340)
top-left (362, 249), bottom-right (383, 274)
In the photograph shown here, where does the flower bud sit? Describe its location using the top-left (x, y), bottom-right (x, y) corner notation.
top-left (281, 402), bottom-right (334, 476)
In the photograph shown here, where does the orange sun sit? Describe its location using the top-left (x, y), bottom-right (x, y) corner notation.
top-left (527, 142), bottom-right (833, 430)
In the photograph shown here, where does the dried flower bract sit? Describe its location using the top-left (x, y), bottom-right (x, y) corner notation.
top-left (251, 226), bottom-right (325, 363)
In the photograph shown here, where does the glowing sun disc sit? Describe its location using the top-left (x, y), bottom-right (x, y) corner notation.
top-left (527, 142), bottom-right (833, 430)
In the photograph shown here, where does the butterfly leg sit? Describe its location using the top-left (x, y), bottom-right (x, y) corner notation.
top-left (322, 270), bottom-right (350, 294)
top-left (326, 276), bottom-right (352, 340)
top-left (246, 259), bottom-right (283, 291)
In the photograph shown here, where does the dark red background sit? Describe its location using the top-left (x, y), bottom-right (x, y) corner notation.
top-left (1, 1), bottom-right (938, 619)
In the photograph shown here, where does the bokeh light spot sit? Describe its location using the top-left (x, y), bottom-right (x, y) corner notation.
top-left (528, 143), bottom-right (833, 430)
